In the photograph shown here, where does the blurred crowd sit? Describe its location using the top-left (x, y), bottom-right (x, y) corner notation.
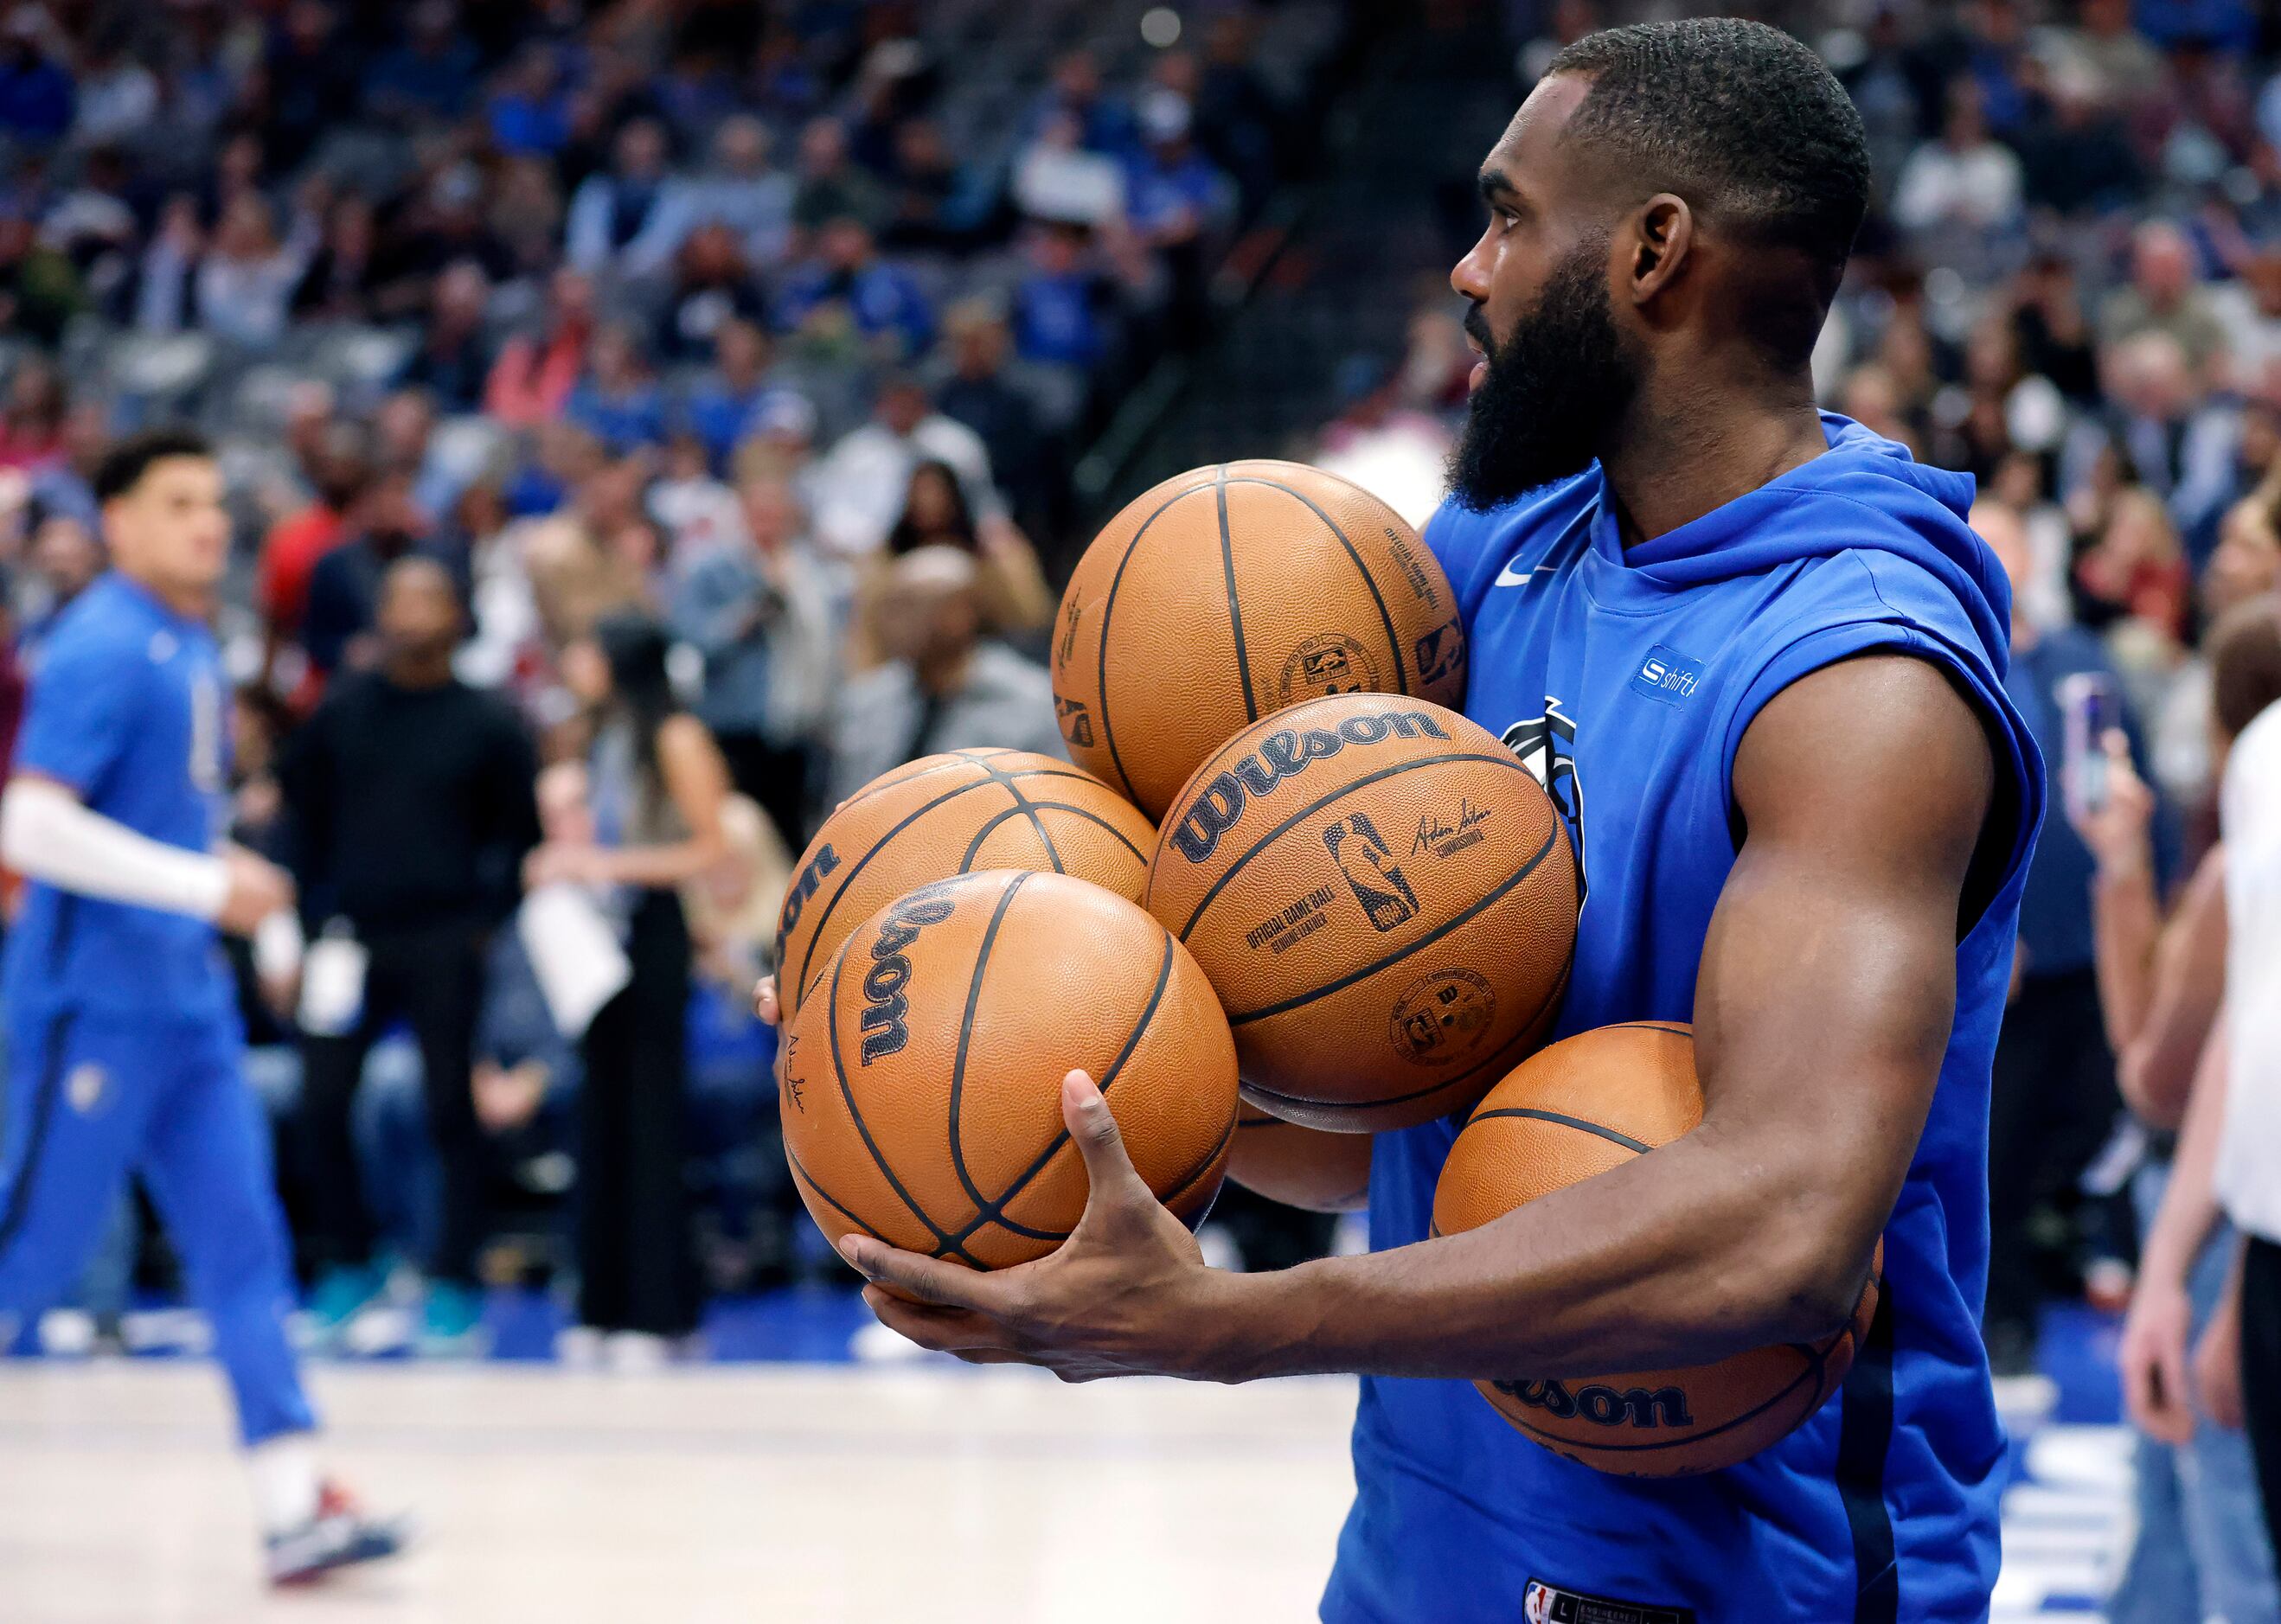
top-left (0, 0), bottom-right (1345, 1362)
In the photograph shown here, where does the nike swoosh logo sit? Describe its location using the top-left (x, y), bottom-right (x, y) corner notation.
top-left (1494, 560), bottom-right (1535, 587)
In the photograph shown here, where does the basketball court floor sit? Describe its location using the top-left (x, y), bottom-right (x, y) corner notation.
top-left (0, 1292), bottom-right (2130, 1622)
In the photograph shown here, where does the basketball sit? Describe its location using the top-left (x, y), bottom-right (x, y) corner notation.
top-left (779, 869), bottom-right (1239, 1270)
top-left (1432, 1024), bottom-right (1882, 1476)
top-left (1227, 1108), bottom-right (1375, 1212)
top-left (775, 750), bottom-right (1157, 1020)
top-left (1050, 459), bottom-right (1469, 819)
top-left (1144, 694), bottom-right (1575, 1133)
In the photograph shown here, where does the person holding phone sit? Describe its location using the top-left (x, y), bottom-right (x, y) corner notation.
top-left (1976, 502), bottom-right (2147, 1374)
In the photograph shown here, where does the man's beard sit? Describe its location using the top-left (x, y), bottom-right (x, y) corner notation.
top-left (1447, 245), bottom-right (1640, 511)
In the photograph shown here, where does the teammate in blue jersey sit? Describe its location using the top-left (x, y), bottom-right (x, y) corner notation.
top-left (783, 20), bottom-right (2041, 1622)
top-left (0, 429), bottom-right (402, 1584)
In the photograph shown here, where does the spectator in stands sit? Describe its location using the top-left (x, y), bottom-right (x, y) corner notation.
top-left (646, 431), bottom-right (742, 578)
top-left (877, 118), bottom-right (971, 253)
top-left (365, 0), bottom-right (480, 130)
top-left (2083, 333), bottom-right (2241, 554)
top-left (39, 144), bottom-right (137, 318)
top-left (807, 373), bottom-right (997, 558)
top-left (1012, 223), bottom-right (1114, 370)
top-left (280, 557), bottom-right (541, 1352)
top-left (1891, 79), bottom-right (2022, 258)
top-left (670, 474), bottom-right (836, 844)
top-left (566, 324), bottom-right (668, 455)
top-left (681, 114), bottom-right (795, 269)
top-left (2103, 222), bottom-right (2229, 377)
top-left (863, 459), bottom-right (1051, 656)
top-left (0, 199), bottom-right (80, 346)
top-left (566, 118), bottom-right (682, 281)
top-left (531, 611), bottom-right (739, 1364)
top-left (789, 117), bottom-right (886, 235)
top-left (292, 192), bottom-right (385, 324)
top-left (0, 356), bottom-right (66, 470)
top-left (2078, 485), bottom-right (2194, 654)
top-left (2110, 598), bottom-right (2281, 1614)
top-left (1028, 48), bottom-right (1135, 159)
top-left (1125, 89), bottom-right (1235, 342)
top-left (402, 261), bottom-right (494, 413)
top-left (682, 317), bottom-right (795, 470)
top-left (1013, 108), bottom-right (1128, 229)
top-left (1977, 502), bottom-right (2138, 1375)
top-left (657, 222), bottom-right (767, 362)
top-left (936, 301), bottom-right (1057, 534)
top-left (303, 470), bottom-right (438, 681)
top-left (0, 10), bottom-right (75, 146)
top-left (259, 421), bottom-right (372, 706)
top-left (195, 192), bottom-right (318, 352)
top-left (485, 266), bottom-right (593, 429)
top-left (827, 546), bottom-right (1065, 808)
top-left (774, 216), bottom-right (931, 361)
top-left (487, 43), bottom-right (573, 159)
top-left (14, 508), bottom-right (101, 666)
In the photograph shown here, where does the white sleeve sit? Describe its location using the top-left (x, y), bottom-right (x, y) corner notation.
top-left (0, 777), bottom-right (229, 920)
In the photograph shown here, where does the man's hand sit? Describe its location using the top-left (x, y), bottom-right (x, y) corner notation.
top-left (841, 1071), bottom-right (1244, 1382)
top-left (2067, 729), bottom-right (2156, 878)
top-left (216, 848), bottom-right (294, 938)
top-left (2119, 1273), bottom-right (2195, 1444)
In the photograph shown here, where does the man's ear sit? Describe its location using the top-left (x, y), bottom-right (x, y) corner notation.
top-left (1625, 194), bottom-right (1694, 306)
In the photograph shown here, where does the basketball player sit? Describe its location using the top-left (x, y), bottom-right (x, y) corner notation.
top-left (777, 22), bottom-right (2041, 1621)
top-left (0, 430), bottom-right (403, 1583)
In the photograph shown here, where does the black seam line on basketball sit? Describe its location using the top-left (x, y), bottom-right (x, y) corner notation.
top-left (1494, 1350), bottom-right (1824, 1455)
top-left (825, 935), bottom-right (986, 1268)
top-left (792, 773), bottom-right (1010, 1000)
top-left (944, 928), bottom-right (1178, 1246)
top-left (1226, 822), bottom-right (1562, 1026)
top-left (1216, 467), bottom-right (1259, 725)
top-left (1217, 476), bottom-right (1408, 698)
top-left (1171, 750), bottom-right (1541, 942)
top-left (974, 751), bottom-right (1064, 873)
top-left (832, 752), bottom-right (993, 816)
top-left (1096, 481), bottom-right (1201, 805)
top-left (1021, 801), bottom-right (1148, 865)
top-left (1232, 931), bottom-right (1575, 1120)
top-left (1467, 1108), bottom-right (1653, 1156)
top-left (779, 1137), bottom-right (887, 1247)
top-left (945, 872), bottom-right (1034, 1226)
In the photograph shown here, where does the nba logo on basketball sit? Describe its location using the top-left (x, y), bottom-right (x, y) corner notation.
top-left (1323, 812), bottom-right (1417, 930)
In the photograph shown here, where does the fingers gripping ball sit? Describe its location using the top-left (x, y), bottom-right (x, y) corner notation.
top-left (776, 750), bottom-right (1157, 1020)
top-left (1144, 694), bottom-right (1576, 1133)
top-left (1432, 1024), bottom-right (1884, 1476)
top-left (779, 870), bottom-right (1240, 1271)
top-left (1051, 460), bottom-right (1468, 819)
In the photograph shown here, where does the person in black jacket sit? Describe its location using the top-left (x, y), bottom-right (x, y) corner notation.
top-left (279, 557), bottom-right (541, 1352)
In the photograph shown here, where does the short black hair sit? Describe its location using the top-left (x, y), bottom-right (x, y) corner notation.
top-left (92, 426), bottom-right (215, 505)
top-left (1546, 18), bottom-right (1870, 364)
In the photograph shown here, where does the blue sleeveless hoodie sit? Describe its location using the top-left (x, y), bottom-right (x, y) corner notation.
top-left (1323, 415), bottom-right (2042, 1624)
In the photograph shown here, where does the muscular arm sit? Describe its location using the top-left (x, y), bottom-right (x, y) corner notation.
top-left (1217, 655), bottom-right (1990, 1379)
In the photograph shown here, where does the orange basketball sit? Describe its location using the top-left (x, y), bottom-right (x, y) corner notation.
top-left (1145, 694), bottom-right (1575, 1133)
top-left (1226, 1107), bottom-right (1374, 1212)
top-left (1051, 460), bottom-right (1467, 819)
top-left (1432, 1024), bottom-right (1882, 1476)
top-left (779, 870), bottom-right (1238, 1270)
top-left (775, 750), bottom-right (1156, 1020)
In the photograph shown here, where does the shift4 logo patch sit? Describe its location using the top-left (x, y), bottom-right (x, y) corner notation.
top-left (1629, 643), bottom-right (1704, 707)
top-left (1502, 696), bottom-right (1586, 900)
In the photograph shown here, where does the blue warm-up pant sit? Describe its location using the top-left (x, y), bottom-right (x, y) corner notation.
top-left (0, 1007), bottom-right (314, 1445)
